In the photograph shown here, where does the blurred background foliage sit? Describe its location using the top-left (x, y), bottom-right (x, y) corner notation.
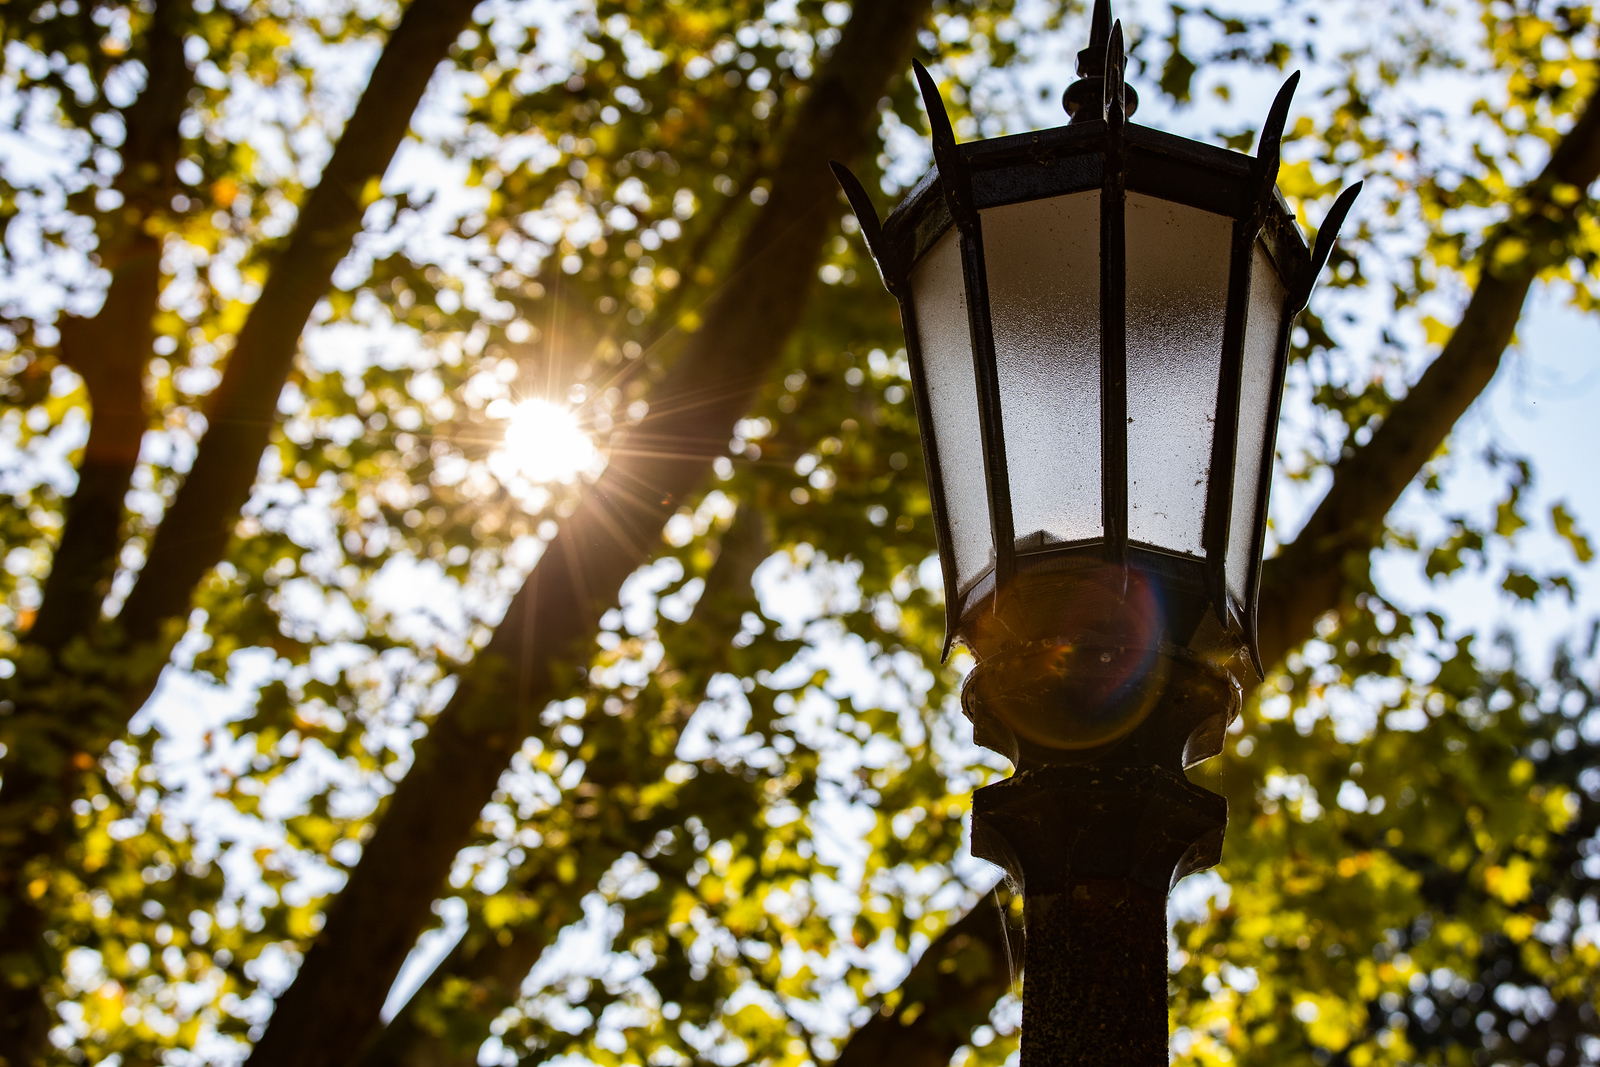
top-left (1, 0), bottom-right (1598, 1063)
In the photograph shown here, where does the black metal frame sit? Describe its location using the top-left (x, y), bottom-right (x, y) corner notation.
top-left (834, 0), bottom-right (1361, 668)
top-left (1100, 22), bottom-right (1129, 584)
top-left (1199, 72), bottom-right (1299, 665)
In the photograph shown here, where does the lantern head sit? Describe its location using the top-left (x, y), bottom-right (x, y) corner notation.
top-left (833, 2), bottom-right (1358, 766)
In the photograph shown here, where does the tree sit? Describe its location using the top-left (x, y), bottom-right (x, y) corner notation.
top-left (0, 0), bottom-right (1596, 1064)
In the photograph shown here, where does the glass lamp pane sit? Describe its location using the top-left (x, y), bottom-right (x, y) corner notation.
top-left (911, 227), bottom-right (994, 594)
top-left (1125, 192), bottom-right (1233, 556)
top-left (981, 191), bottom-right (1102, 553)
top-left (1226, 242), bottom-right (1290, 602)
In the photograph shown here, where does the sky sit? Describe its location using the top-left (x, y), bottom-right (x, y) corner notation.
top-left (1377, 288), bottom-right (1600, 667)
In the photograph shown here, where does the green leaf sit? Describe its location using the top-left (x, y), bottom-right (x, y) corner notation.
top-left (1501, 570), bottom-right (1541, 601)
top-left (1552, 502), bottom-right (1594, 562)
top-left (1161, 44), bottom-right (1198, 104)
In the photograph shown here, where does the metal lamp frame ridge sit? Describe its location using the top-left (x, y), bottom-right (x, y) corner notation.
top-left (1238, 178), bottom-right (1363, 672)
top-left (1200, 71), bottom-right (1298, 648)
top-left (1297, 182), bottom-right (1364, 311)
top-left (829, 159), bottom-right (962, 659)
top-left (913, 59), bottom-right (1019, 596)
top-left (828, 162), bottom-right (898, 296)
top-left (1099, 21), bottom-right (1130, 584)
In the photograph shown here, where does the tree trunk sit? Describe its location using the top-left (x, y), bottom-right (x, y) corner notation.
top-left (240, 2), bottom-right (932, 1064)
top-left (0, 3), bottom-right (479, 1063)
top-left (354, 505), bottom-right (773, 1067)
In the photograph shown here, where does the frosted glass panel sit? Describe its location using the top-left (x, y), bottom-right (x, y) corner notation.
top-left (1227, 242), bottom-right (1289, 602)
top-left (1125, 193), bottom-right (1233, 556)
top-left (912, 228), bottom-right (993, 593)
top-left (982, 191), bottom-right (1102, 552)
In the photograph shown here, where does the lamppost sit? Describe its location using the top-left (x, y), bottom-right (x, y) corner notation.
top-left (831, 2), bottom-right (1360, 1062)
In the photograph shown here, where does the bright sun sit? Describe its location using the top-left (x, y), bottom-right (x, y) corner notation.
top-left (501, 398), bottom-right (601, 484)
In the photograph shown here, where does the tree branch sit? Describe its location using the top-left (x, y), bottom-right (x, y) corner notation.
top-left (115, 0), bottom-right (481, 648)
top-left (239, 3), bottom-right (932, 1064)
top-left (29, 0), bottom-right (192, 651)
top-left (353, 505), bottom-right (772, 1067)
top-left (1256, 84), bottom-right (1600, 669)
top-left (831, 889), bottom-right (1019, 1067)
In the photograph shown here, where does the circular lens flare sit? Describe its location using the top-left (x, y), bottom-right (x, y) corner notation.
top-left (501, 398), bottom-right (601, 484)
top-left (964, 562), bottom-right (1169, 751)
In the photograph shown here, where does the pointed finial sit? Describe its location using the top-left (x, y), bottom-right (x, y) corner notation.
top-left (1064, 0), bottom-right (1139, 123)
top-left (829, 161), bottom-right (898, 294)
top-left (912, 59), bottom-right (957, 160)
top-left (912, 59), bottom-right (977, 227)
top-left (1254, 71), bottom-right (1300, 189)
top-left (1292, 182), bottom-right (1363, 311)
top-left (1103, 20), bottom-right (1127, 128)
top-left (1083, 0), bottom-right (1112, 73)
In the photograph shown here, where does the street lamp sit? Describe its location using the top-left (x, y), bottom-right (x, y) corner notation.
top-left (831, 1), bottom-right (1360, 1062)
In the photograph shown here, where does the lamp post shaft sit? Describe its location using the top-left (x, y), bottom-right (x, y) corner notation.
top-left (968, 660), bottom-right (1236, 1065)
top-left (1020, 881), bottom-right (1169, 1066)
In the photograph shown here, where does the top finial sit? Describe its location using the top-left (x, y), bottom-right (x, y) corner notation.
top-left (1063, 0), bottom-right (1139, 123)
top-left (1082, 0), bottom-right (1112, 75)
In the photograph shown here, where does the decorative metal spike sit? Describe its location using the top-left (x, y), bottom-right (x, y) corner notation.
top-left (1081, 0), bottom-right (1113, 75)
top-left (1098, 15), bottom-right (1131, 589)
top-left (912, 60), bottom-right (956, 158)
top-left (1254, 71), bottom-right (1300, 189)
top-left (911, 58), bottom-right (977, 227)
top-left (1247, 633), bottom-right (1266, 679)
top-left (1104, 20), bottom-right (1127, 128)
top-left (1294, 181), bottom-right (1363, 310)
top-left (829, 162), bottom-right (897, 293)
top-left (1064, 0), bottom-right (1139, 122)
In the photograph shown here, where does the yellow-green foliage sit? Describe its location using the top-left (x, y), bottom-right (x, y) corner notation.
top-left (1, 0), bottom-right (1597, 1064)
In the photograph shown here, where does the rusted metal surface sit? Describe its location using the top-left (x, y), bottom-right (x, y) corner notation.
top-left (971, 764), bottom-right (1226, 895)
top-left (1019, 881), bottom-right (1169, 1066)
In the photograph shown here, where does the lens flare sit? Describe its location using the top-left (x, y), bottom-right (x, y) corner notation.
top-left (963, 562), bottom-right (1169, 752)
top-left (501, 398), bottom-right (601, 484)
